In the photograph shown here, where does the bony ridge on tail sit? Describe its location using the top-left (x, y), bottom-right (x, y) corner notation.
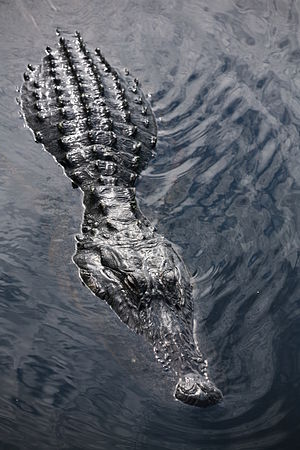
top-left (20, 30), bottom-right (223, 407)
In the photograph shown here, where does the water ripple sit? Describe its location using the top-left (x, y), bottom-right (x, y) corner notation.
top-left (1, 0), bottom-right (300, 449)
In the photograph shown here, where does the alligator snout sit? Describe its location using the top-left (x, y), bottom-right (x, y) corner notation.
top-left (175, 373), bottom-right (223, 407)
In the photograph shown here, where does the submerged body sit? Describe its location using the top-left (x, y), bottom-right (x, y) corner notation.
top-left (20, 31), bottom-right (222, 407)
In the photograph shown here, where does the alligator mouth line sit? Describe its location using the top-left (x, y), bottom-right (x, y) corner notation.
top-left (20, 30), bottom-right (223, 408)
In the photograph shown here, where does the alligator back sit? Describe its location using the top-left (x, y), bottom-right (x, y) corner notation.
top-left (21, 30), bottom-right (157, 188)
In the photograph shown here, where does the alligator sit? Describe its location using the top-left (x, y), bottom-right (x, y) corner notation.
top-left (20, 30), bottom-right (222, 407)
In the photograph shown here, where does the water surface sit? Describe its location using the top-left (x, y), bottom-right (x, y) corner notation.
top-left (1, 0), bottom-right (300, 449)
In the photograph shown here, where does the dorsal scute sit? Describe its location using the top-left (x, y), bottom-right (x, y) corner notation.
top-left (21, 31), bottom-right (157, 186)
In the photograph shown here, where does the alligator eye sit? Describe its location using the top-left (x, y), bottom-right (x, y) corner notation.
top-left (124, 274), bottom-right (147, 296)
top-left (162, 269), bottom-right (177, 285)
top-left (124, 274), bottom-right (137, 290)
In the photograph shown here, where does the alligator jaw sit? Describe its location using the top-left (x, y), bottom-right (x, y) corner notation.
top-left (144, 298), bottom-right (222, 407)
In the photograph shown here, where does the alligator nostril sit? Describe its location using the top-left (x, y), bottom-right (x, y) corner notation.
top-left (175, 373), bottom-right (222, 407)
top-left (184, 382), bottom-right (198, 395)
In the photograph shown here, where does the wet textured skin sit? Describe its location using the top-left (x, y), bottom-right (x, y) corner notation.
top-left (20, 30), bottom-right (222, 407)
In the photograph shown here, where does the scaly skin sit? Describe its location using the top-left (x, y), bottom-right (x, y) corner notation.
top-left (20, 30), bottom-right (222, 407)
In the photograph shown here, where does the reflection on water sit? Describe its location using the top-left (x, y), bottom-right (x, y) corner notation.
top-left (1, 0), bottom-right (300, 448)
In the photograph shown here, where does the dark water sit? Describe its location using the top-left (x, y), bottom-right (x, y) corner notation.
top-left (1, 0), bottom-right (300, 448)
